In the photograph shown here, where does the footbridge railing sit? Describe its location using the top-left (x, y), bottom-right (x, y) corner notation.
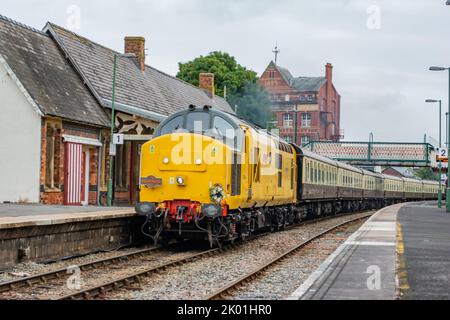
top-left (302, 141), bottom-right (434, 167)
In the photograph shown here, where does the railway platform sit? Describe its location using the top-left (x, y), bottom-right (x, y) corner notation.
top-left (0, 203), bottom-right (135, 228)
top-left (288, 201), bottom-right (450, 300)
top-left (0, 204), bottom-right (143, 270)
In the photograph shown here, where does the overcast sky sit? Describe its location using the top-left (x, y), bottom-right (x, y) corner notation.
top-left (2, 0), bottom-right (450, 143)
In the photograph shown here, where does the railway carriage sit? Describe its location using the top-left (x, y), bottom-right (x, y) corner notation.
top-left (301, 150), bottom-right (338, 200)
top-left (337, 162), bottom-right (364, 211)
top-left (383, 174), bottom-right (404, 204)
top-left (136, 106), bottom-right (440, 246)
top-left (422, 180), bottom-right (441, 200)
top-left (361, 169), bottom-right (384, 208)
top-left (403, 177), bottom-right (424, 201)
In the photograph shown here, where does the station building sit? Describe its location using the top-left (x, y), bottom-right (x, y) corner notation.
top-left (0, 15), bottom-right (233, 206)
top-left (258, 61), bottom-right (343, 145)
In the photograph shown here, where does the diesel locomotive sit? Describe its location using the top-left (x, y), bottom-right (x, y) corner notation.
top-left (135, 105), bottom-right (441, 246)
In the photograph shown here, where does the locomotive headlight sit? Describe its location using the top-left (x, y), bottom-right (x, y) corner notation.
top-left (163, 157), bottom-right (169, 164)
top-left (195, 158), bottom-right (202, 165)
top-left (176, 176), bottom-right (185, 185)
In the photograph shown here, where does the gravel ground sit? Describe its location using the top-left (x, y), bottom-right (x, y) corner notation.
top-left (227, 220), bottom-right (364, 300)
top-left (0, 245), bottom-right (202, 300)
top-left (106, 211), bottom-right (372, 300)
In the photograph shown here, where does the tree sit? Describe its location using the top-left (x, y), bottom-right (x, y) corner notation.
top-left (414, 167), bottom-right (439, 181)
top-left (177, 51), bottom-right (273, 128)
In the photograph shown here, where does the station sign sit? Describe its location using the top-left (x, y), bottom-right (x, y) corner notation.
top-left (431, 149), bottom-right (448, 170)
top-left (436, 148), bottom-right (448, 162)
top-left (113, 133), bottom-right (124, 145)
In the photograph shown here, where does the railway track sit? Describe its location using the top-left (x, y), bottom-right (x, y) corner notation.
top-left (204, 214), bottom-right (371, 300)
top-left (56, 212), bottom-right (373, 300)
top-left (0, 245), bottom-right (165, 295)
top-left (0, 211), bottom-right (373, 300)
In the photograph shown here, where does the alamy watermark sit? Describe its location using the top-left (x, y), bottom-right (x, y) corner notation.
top-left (367, 5), bottom-right (381, 30)
top-left (366, 265), bottom-right (381, 290)
top-left (66, 5), bottom-right (81, 31)
top-left (66, 265), bottom-right (82, 290)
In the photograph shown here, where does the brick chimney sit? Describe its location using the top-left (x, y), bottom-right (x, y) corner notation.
top-left (325, 63), bottom-right (333, 83)
top-left (124, 36), bottom-right (145, 71)
top-left (199, 73), bottom-right (215, 97)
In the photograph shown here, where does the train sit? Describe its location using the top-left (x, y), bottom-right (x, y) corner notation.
top-left (135, 105), bottom-right (442, 247)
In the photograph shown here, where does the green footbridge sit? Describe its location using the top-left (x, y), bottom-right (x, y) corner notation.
top-left (303, 141), bottom-right (434, 167)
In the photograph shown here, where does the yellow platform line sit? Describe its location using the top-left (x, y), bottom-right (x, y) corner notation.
top-left (396, 222), bottom-right (410, 298)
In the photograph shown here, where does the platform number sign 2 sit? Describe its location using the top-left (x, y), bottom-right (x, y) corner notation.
top-left (113, 134), bottom-right (124, 145)
top-left (437, 148), bottom-right (448, 162)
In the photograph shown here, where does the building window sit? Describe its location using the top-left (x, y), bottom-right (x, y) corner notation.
top-left (45, 125), bottom-right (55, 189)
top-left (301, 135), bottom-right (310, 146)
top-left (301, 113), bottom-right (311, 127)
top-left (285, 94), bottom-right (290, 102)
top-left (283, 136), bottom-right (292, 143)
top-left (321, 99), bottom-right (326, 111)
top-left (283, 113), bottom-right (293, 128)
top-left (300, 95), bottom-right (306, 101)
top-left (307, 94), bottom-right (313, 101)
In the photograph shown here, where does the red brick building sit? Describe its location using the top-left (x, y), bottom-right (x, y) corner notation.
top-left (259, 61), bottom-right (342, 145)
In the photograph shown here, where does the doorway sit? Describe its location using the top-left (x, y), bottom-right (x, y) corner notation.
top-left (81, 147), bottom-right (90, 206)
top-left (130, 141), bottom-right (143, 204)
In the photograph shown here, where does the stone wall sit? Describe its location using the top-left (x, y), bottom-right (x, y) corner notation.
top-left (0, 215), bottom-right (145, 270)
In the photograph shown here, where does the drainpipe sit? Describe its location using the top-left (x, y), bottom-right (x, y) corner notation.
top-left (97, 131), bottom-right (102, 206)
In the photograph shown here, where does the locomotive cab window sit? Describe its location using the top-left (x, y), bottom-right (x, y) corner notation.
top-left (160, 115), bottom-right (184, 136)
top-left (212, 116), bottom-right (234, 140)
top-left (186, 112), bottom-right (210, 133)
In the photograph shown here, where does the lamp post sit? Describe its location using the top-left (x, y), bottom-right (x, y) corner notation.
top-left (429, 66), bottom-right (450, 211)
top-left (446, 112), bottom-right (449, 148)
top-left (425, 99), bottom-right (442, 208)
top-left (107, 53), bottom-right (136, 207)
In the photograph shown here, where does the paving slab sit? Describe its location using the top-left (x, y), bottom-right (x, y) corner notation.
top-left (398, 202), bottom-right (450, 300)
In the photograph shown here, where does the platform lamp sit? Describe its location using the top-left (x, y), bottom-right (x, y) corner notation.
top-left (107, 52), bottom-right (136, 207)
top-left (429, 66), bottom-right (450, 211)
top-left (425, 99), bottom-right (443, 208)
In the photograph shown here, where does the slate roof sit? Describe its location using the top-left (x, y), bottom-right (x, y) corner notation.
top-left (45, 23), bottom-right (235, 120)
top-left (291, 77), bottom-right (327, 92)
top-left (0, 15), bottom-right (110, 127)
top-left (269, 61), bottom-right (327, 92)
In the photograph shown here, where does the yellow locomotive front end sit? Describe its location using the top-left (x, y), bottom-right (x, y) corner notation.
top-left (136, 105), bottom-right (298, 246)
top-left (136, 106), bottom-right (245, 245)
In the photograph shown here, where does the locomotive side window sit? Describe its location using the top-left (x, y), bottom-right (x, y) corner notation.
top-left (213, 116), bottom-right (235, 140)
top-left (160, 115), bottom-right (184, 136)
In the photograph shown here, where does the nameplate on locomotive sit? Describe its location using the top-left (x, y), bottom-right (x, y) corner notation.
top-left (141, 176), bottom-right (163, 188)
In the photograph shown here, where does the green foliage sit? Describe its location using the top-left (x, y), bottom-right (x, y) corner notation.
top-left (177, 51), bottom-right (273, 128)
top-left (414, 167), bottom-right (440, 181)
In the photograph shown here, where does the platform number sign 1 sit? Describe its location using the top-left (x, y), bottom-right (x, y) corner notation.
top-left (113, 134), bottom-right (124, 145)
